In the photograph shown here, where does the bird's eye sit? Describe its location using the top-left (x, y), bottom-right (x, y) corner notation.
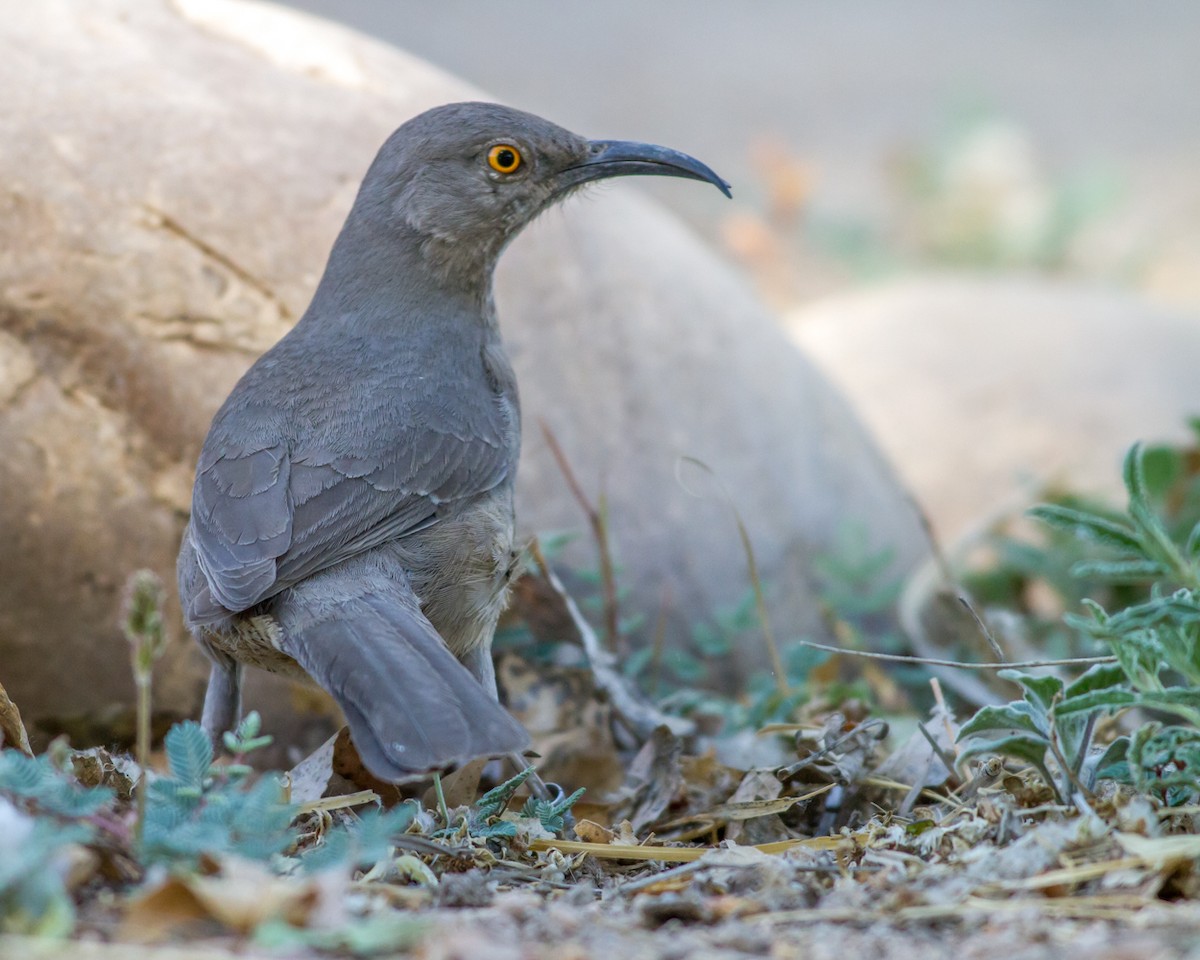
top-left (487, 144), bottom-right (522, 174)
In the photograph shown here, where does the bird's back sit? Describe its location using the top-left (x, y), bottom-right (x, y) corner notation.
top-left (179, 315), bottom-right (520, 628)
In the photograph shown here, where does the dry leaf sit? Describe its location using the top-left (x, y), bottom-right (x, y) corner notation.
top-left (71, 747), bottom-right (137, 801)
top-left (122, 858), bottom-right (327, 942)
top-left (286, 731), bottom-right (341, 805)
top-left (573, 819), bottom-right (615, 844)
top-left (120, 875), bottom-right (219, 943)
top-left (497, 653), bottom-right (623, 795)
top-left (873, 707), bottom-right (958, 814)
top-left (618, 727), bottom-right (683, 834)
top-left (423, 757), bottom-right (488, 810)
top-left (0, 678), bottom-right (32, 756)
top-left (331, 727), bottom-right (405, 805)
top-left (722, 768), bottom-right (784, 845)
top-left (189, 862), bottom-right (320, 932)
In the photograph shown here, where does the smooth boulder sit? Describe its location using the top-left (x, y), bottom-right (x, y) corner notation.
top-left (789, 276), bottom-right (1200, 546)
top-left (0, 0), bottom-right (933, 747)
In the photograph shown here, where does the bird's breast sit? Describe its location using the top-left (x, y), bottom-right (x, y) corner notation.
top-left (386, 487), bottom-right (518, 657)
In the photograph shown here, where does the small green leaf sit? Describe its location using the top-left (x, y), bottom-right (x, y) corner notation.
top-left (1053, 688), bottom-right (1137, 717)
top-left (1136, 689), bottom-right (1200, 726)
top-left (1095, 737), bottom-right (1132, 784)
top-left (1069, 559), bottom-right (1165, 582)
top-left (0, 753), bottom-right (114, 818)
top-left (474, 767), bottom-right (534, 820)
top-left (164, 721), bottom-right (213, 789)
top-left (1063, 663), bottom-right (1128, 698)
top-left (997, 669), bottom-right (1063, 712)
top-left (521, 786), bottom-right (586, 835)
top-left (958, 701), bottom-right (1048, 740)
top-left (1185, 520), bottom-right (1200, 559)
top-left (957, 733), bottom-right (1050, 769)
top-left (474, 820), bottom-right (517, 840)
top-left (1030, 503), bottom-right (1141, 552)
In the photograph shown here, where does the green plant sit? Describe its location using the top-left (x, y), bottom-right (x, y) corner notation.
top-left (0, 753), bottom-right (113, 935)
top-left (141, 718), bottom-right (299, 865)
top-left (0, 801), bottom-right (91, 937)
top-left (521, 785), bottom-right (587, 835)
top-left (301, 804), bottom-right (420, 872)
top-left (959, 443), bottom-right (1200, 805)
top-left (122, 569), bottom-right (168, 843)
top-left (439, 767), bottom-right (584, 842)
top-left (0, 752), bottom-right (115, 818)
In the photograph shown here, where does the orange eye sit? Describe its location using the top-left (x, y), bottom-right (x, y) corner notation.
top-left (487, 144), bottom-right (522, 174)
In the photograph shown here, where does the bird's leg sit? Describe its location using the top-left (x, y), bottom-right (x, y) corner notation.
top-left (461, 643), bottom-right (550, 800)
top-left (200, 659), bottom-right (243, 745)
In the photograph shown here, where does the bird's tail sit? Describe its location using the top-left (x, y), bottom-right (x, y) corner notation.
top-left (276, 586), bottom-right (528, 780)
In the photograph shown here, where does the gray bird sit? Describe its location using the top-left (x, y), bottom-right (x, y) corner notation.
top-left (177, 101), bottom-right (731, 780)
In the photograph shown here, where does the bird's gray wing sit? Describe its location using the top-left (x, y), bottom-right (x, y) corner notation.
top-left (188, 349), bottom-right (514, 618)
top-left (189, 404), bottom-right (294, 614)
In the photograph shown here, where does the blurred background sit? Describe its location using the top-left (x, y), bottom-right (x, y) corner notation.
top-left (282, 0), bottom-right (1200, 312)
top-left (5, 0), bottom-right (1200, 752)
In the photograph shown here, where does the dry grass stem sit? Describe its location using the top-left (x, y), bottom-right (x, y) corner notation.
top-left (797, 640), bottom-right (1116, 670)
top-left (539, 419), bottom-right (623, 656)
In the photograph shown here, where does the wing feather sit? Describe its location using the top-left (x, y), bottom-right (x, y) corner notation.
top-left (184, 336), bottom-right (516, 621)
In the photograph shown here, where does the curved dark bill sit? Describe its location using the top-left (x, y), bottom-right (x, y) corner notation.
top-left (559, 139), bottom-right (732, 198)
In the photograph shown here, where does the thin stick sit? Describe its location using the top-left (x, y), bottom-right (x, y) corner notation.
top-left (675, 456), bottom-right (787, 695)
top-left (929, 678), bottom-right (959, 758)
top-left (529, 833), bottom-right (846, 863)
top-left (649, 586), bottom-right (671, 697)
top-left (123, 571), bottom-right (167, 849)
top-left (433, 772), bottom-right (450, 826)
top-left (527, 539), bottom-right (694, 739)
top-left (796, 640), bottom-right (1115, 671)
top-left (539, 420), bottom-right (623, 656)
top-left (915, 720), bottom-right (959, 776)
top-left (134, 672), bottom-right (151, 846)
top-left (908, 489), bottom-right (957, 589)
top-left (958, 595), bottom-right (1006, 661)
top-left (619, 860), bottom-right (706, 896)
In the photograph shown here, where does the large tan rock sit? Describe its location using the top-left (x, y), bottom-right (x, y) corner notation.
top-left (789, 276), bottom-right (1200, 546)
top-left (0, 0), bottom-right (932, 746)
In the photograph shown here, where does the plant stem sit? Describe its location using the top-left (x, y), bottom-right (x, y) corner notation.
top-left (675, 455), bottom-right (787, 696)
top-left (433, 772), bottom-right (450, 826)
top-left (539, 420), bottom-right (623, 657)
top-left (134, 672), bottom-right (151, 845)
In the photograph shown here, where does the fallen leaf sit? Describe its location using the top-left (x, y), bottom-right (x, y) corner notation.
top-left (497, 653), bottom-right (624, 796)
top-left (120, 875), bottom-right (218, 943)
top-left (286, 731), bottom-right (340, 805)
top-left (331, 728), bottom-right (405, 805)
top-left (618, 726), bottom-right (683, 834)
top-left (873, 707), bottom-right (958, 814)
top-left (122, 858), bottom-right (327, 942)
top-left (423, 756), bottom-right (488, 810)
top-left (0, 678), bottom-right (32, 756)
top-left (71, 747), bottom-right (137, 801)
top-left (722, 768), bottom-right (784, 844)
top-left (573, 819), bottom-right (615, 844)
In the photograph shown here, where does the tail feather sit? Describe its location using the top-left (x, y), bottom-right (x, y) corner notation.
top-left (278, 591), bottom-right (528, 780)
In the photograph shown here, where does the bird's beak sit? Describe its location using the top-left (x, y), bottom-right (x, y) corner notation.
top-left (558, 140), bottom-right (732, 198)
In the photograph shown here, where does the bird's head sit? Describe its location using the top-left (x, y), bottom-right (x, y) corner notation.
top-left (351, 101), bottom-right (731, 282)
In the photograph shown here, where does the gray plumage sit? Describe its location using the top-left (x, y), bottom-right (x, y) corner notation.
top-left (177, 102), bottom-right (729, 780)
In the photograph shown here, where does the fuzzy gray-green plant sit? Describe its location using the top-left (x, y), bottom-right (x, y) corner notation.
top-left (959, 443), bottom-right (1200, 805)
top-left (140, 718), bottom-right (299, 865)
top-left (0, 753), bottom-right (113, 935)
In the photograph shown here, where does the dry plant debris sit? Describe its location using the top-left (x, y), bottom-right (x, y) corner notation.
top-left (3, 444), bottom-right (1200, 958)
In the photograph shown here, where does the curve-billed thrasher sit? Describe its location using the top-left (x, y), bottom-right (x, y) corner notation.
top-left (177, 101), bottom-right (730, 779)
